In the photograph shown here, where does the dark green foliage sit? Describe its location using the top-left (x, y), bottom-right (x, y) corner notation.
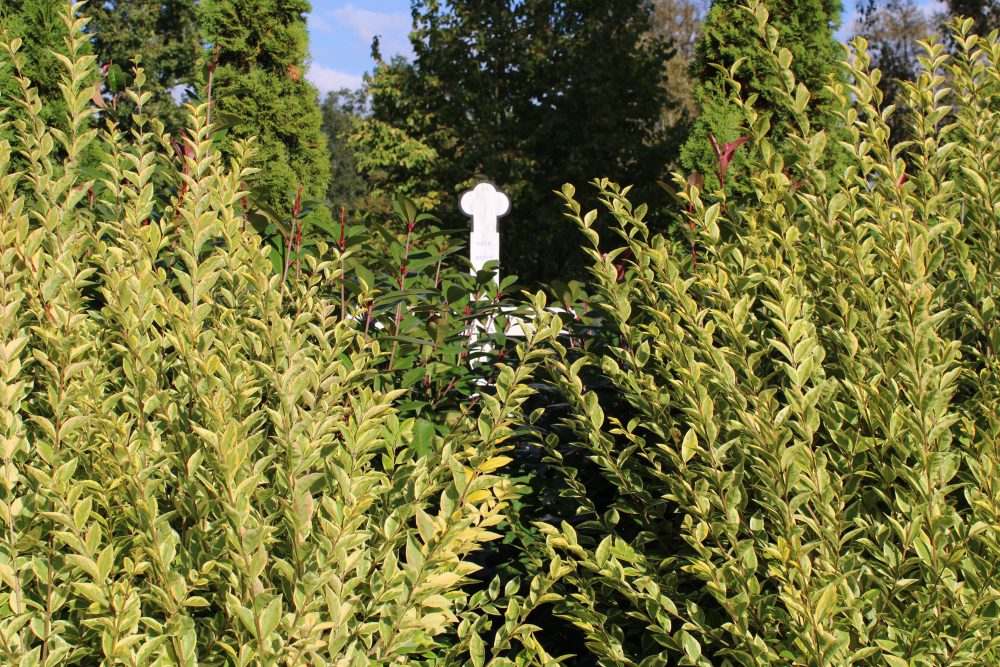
top-left (0, 0), bottom-right (75, 133)
top-left (681, 0), bottom-right (844, 193)
top-left (199, 0), bottom-right (330, 225)
top-left (320, 88), bottom-right (366, 212)
top-left (941, 0), bottom-right (1000, 34)
top-left (348, 54), bottom-right (443, 221)
top-left (356, 198), bottom-right (537, 422)
top-left (354, 0), bottom-right (675, 285)
top-left (87, 0), bottom-right (199, 138)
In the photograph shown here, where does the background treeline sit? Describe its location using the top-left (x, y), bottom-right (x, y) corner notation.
top-left (3, 0), bottom-right (997, 285)
top-left (2, 1), bottom-right (1000, 665)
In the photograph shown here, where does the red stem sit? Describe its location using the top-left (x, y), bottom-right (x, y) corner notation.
top-left (688, 198), bottom-right (697, 267)
top-left (281, 184), bottom-right (304, 289)
top-left (206, 45), bottom-right (219, 127)
top-left (339, 206), bottom-right (347, 320)
top-left (388, 221), bottom-right (415, 370)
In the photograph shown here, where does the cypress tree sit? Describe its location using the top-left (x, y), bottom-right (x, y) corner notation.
top-left (198, 0), bottom-right (330, 224)
top-left (680, 0), bottom-right (845, 193)
top-left (0, 0), bottom-right (75, 131)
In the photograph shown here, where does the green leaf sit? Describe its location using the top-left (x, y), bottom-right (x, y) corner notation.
top-left (107, 64), bottom-right (127, 93)
top-left (260, 597), bottom-right (282, 640)
top-left (680, 631), bottom-right (701, 661)
top-left (470, 632), bottom-right (485, 667)
top-left (681, 429), bottom-right (697, 463)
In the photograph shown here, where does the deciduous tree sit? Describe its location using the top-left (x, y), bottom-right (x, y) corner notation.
top-left (354, 0), bottom-right (674, 284)
top-left (855, 0), bottom-right (936, 144)
top-left (861, 0), bottom-right (1000, 39)
top-left (320, 88), bottom-right (366, 212)
top-left (940, 0), bottom-right (1000, 35)
top-left (650, 0), bottom-right (706, 146)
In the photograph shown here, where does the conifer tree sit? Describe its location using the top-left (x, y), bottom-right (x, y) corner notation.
top-left (199, 0), bottom-right (330, 224)
top-left (680, 0), bottom-right (845, 193)
top-left (0, 0), bottom-right (75, 131)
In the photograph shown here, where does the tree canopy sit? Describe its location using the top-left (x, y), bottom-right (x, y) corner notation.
top-left (320, 88), bottom-right (367, 213)
top-left (353, 0), bottom-right (675, 284)
top-left (650, 0), bottom-right (706, 142)
top-left (87, 0), bottom-right (199, 138)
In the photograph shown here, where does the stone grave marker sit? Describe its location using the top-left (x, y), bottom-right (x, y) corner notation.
top-left (458, 182), bottom-right (566, 349)
top-left (461, 182), bottom-right (510, 344)
top-left (460, 182), bottom-right (509, 284)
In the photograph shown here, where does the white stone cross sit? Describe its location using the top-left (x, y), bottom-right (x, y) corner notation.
top-left (460, 182), bottom-right (510, 284)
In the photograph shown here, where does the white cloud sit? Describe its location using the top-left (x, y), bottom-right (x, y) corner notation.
top-left (328, 4), bottom-right (412, 57)
top-left (309, 13), bottom-right (335, 34)
top-left (332, 4), bottom-right (408, 40)
top-left (307, 64), bottom-right (364, 95)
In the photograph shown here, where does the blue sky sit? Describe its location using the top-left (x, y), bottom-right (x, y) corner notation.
top-left (305, 1), bottom-right (946, 96)
top-left (307, 1), bottom-right (413, 94)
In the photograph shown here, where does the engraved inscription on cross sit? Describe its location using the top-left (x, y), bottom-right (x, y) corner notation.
top-left (460, 182), bottom-right (510, 285)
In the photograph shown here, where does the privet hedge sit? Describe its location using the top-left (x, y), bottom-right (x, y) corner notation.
top-left (2, 2), bottom-right (1000, 666)
top-left (0, 4), bottom-right (564, 665)
top-left (537, 5), bottom-right (1000, 666)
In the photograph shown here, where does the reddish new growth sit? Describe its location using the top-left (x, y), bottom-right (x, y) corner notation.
top-left (389, 210), bottom-right (418, 370)
top-left (292, 185), bottom-right (304, 249)
top-left (683, 134), bottom-right (747, 268)
top-left (170, 138), bottom-right (195, 221)
top-left (708, 133), bottom-right (749, 191)
top-left (281, 185), bottom-right (305, 287)
top-left (784, 171), bottom-right (807, 191)
top-left (398, 212), bottom-right (417, 287)
top-left (338, 205), bottom-right (348, 320)
top-left (601, 249), bottom-right (633, 281)
top-left (339, 206), bottom-right (347, 250)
